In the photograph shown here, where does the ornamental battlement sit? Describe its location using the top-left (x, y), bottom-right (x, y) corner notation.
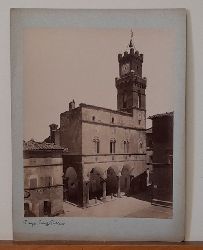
top-left (118, 48), bottom-right (143, 63)
top-left (115, 72), bottom-right (147, 88)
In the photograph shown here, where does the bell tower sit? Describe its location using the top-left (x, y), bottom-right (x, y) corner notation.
top-left (115, 31), bottom-right (147, 115)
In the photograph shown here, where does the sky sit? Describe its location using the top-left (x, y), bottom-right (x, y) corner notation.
top-left (23, 28), bottom-right (176, 141)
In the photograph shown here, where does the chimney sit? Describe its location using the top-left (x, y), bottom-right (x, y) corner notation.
top-left (49, 124), bottom-right (58, 144)
top-left (69, 99), bottom-right (75, 111)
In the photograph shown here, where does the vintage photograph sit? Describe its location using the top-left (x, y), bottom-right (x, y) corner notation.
top-left (23, 27), bottom-right (174, 219)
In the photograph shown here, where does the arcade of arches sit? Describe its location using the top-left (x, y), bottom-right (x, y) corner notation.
top-left (63, 165), bottom-right (147, 207)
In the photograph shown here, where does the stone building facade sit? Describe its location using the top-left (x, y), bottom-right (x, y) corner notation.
top-left (149, 112), bottom-right (174, 208)
top-left (24, 140), bottom-right (64, 216)
top-left (146, 127), bottom-right (153, 186)
top-left (59, 38), bottom-right (148, 207)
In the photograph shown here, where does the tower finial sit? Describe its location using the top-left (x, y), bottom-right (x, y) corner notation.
top-left (131, 29), bottom-right (133, 39)
top-left (129, 29), bottom-right (134, 48)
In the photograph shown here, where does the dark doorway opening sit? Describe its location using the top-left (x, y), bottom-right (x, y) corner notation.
top-left (43, 201), bottom-right (51, 216)
top-left (89, 168), bottom-right (103, 200)
top-left (64, 167), bottom-right (79, 205)
top-left (106, 167), bottom-right (118, 196)
top-left (24, 202), bottom-right (30, 217)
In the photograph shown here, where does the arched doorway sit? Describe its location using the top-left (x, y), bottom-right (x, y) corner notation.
top-left (129, 169), bottom-right (148, 196)
top-left (120, 165), bottom-right (131, 194)
top-left (89, 168), bottom-right (103, 200)
top-left (106, 167), bottom-right (118, 196)
top-left (64, 167), bottom-right (79, 205)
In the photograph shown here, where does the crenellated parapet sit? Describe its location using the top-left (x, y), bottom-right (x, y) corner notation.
top-left (118, 48), bottom-right (143, 63)
top-left (115, 72), bottom-right (147, 89)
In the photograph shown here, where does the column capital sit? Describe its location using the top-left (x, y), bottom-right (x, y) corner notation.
top-left (84, 172), bottom-right (90, 183)
top-left (101, 170), bottom-right (107, 180)
top-left (117, 172), bottom-right (122, 177)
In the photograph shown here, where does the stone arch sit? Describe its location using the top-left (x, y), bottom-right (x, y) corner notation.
top-left (120, 165), bottom-right (131, 194)
top-left (129, 165), bottom-right (148, 195)
top-left (106, 166), bottom-right (118, 196)
top-left (64, 167), bottom-right (79, 204)
top-left (89, 167), bottom-right (104, 200)
top-left (108, 165), bottom-right (121, 176)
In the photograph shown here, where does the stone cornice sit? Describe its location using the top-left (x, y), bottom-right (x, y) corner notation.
top-left (24, 163), bottom-right (63, 168)
top-left (63, 153), bottom-right (146, 157)
top-left (80, 103), bottom-right (132, 117)
top-left (82, 119), bottom-right (146, 131)
top-left (24, 184), bottom-right (63, 191)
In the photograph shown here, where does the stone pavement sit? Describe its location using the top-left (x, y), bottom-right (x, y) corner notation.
top-left (61, 196), bottom-right (172, 218)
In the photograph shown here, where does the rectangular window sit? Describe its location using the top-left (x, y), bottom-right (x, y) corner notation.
top-left (45, 176), bottom-right (53, 186)
top-left (110, 141), bottom-right (113, 154)
top-left (113, 142), bottom-right (116, 153)
top-left (29, 178), bottom-right (37, 188)
top-left (110, 140), bottom-right (116, 154)
top-left (40, 176), bottom-right (53, 187)
top-left (138, 113), bottom-right (142, 125)
top-left (123, 93), bottom-right (127, 108)
top-left (24, 203), bottom-right (30, 211)
top-left (138, 92), bottom-right (141, 108)
top-left (124, 141), bottom-right (129, 153)
top-left (44, 201), bottom-right (51, 216)
top-left (96, 141), bottom-right (100, 154)
top-left (126, 142), bottom-right (129, 153)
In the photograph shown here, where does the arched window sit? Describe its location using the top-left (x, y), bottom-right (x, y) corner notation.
top-left (96, 140), bottom-right (100, 154)
top-left (124, 141), bottom-right (126, 153)
top-left (112, 117), bottom-right (114, 123)
top-left (93, 137), bottom-right (100, 154)
top-left (92, 116), bottom-right (95, 121)
top-left (123, 93), bottom-right (127, 108)
top-left (124, 140), bottom-right (129, 153)
top-left (138, 139), bottom-right (143, 153)
top-left (110, 138), bottom-right (116, 154)
top-left (126, 140), bottom-right (129, 153)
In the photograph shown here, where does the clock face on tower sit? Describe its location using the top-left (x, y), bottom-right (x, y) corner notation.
top-left (121, 63), bottom-right (130, 76)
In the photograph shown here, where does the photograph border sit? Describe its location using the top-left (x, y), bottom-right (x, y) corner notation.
top-left (11, 8), bottom-right (186, 241)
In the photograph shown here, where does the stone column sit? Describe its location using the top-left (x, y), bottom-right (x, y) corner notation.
top-left (117, 172), bottom-right (121, 198)
top-left (102, 180), bottom-right (106, 201)
top-left (86, 182), bottom-right (90, 207)
top-left (64, 177), bottom-right (69, 201)
top-left (83, 171), bottom-right (90, 208)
